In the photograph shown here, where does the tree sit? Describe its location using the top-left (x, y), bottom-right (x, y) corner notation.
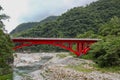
top-left (0, 6), bottom-right (13, 79)
top-left (99, 16), bottom-right (120, 36)
top-left (90, 37), bottom-right (120, 67)
top-left (88, 17), bottom-right (120, 67)
top-left (77, 31), bottom-right (99, 38)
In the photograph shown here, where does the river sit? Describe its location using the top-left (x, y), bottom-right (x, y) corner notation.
top-left (13, 53), bottom-right (54, 80)
top-left (13, 52), bottom-right (120, 80)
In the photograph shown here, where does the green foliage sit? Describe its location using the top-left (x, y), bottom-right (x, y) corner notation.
top-left (13, 0), bottom-right (120, 38)
top-left (80, 52), bottom-right (93, 60)
top-left (10, 22), bottom-right (39, 36)
top-left (93, 63), bottom-right (120, 73)
top-left (0, 73), bottom-right (13, 80)
top-left (89, 37), bottom-right (120, 67)
top-left (77, 31), bottom-right (100, 38)
top-left (16, 44), bottom-right (66, 53)
top-left (87, 17), bottom-right (120, 67)
top-left (11, 0), bottom-right (120, 53)
top-left (0, 27), bottom-right (14, 71)
top-left (10, 16), bottom-right (58, 35)
top-left (10, 0), bottom-right (120, 69)
top-left (0, 6), bottom-right (13, 78)
top-left (99, 16), bottom-right (120, 36)
top-left (79, 16), bottom-right (120, 68)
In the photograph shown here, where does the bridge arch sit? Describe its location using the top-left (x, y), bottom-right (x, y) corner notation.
top-left (12, 38), bottom-right (99, 56)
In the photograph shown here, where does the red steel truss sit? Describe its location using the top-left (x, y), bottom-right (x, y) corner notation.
top-left (12, 38), bottom-right (100, 56)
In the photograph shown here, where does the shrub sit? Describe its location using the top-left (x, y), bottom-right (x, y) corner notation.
top-left (89, 37), bottom-right (120, 67)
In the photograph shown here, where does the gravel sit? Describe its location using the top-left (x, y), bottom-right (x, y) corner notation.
top-left (14, 53), bottom-right (120, 80)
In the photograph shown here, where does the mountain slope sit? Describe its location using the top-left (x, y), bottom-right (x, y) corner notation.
top-left (14, 0), bottom-right (120, 38)
top-left (10, 0), bottom-right (120, 53)
top-left (10, 22), bottom-right (39, 34)
top-left (10, 16), bottom-right (58, 35)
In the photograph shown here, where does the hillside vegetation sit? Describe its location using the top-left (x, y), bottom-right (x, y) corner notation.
top-left (0, 6), bottom-right (14, 80)
top-left (12, 0), bottom-right (120, 38)
top-left (80, 16), bottom-right (120, 67)
top-left (10, 22), bottom-right (39, 35)
top-left (10, 16), bottom-right (58, 36)
top-left (11, 0), bottom-right (120, 68)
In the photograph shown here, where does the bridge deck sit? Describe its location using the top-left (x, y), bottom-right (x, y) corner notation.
top-left (12, 37), bottom-right (100, 41)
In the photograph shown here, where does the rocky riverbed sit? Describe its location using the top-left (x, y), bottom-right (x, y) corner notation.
top-left (13, 52), bottom-right (120, 80)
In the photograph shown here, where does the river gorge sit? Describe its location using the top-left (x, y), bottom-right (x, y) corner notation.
top-left (13, 52), bottom-right (120, 80)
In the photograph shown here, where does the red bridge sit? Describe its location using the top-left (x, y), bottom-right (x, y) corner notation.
top-left (12, 38), bottom-right (100, 56)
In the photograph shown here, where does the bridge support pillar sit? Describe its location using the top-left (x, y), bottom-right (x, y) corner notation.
top-left (68, 43), bottom-right (72, 48)
top-left (77, 43), bottom-right (84, 56)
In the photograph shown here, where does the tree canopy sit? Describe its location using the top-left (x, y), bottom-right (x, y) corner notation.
top-left (0, 6), bottom-right (13, 79)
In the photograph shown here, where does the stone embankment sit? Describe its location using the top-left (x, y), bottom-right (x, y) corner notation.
top-left (14, 53), bottom-right (120, 80)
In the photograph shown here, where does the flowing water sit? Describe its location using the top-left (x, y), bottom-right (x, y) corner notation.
top-left (13, 53), bottom-right (53, 80)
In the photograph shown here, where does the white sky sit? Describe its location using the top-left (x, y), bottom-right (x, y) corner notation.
top-left (0, 0), bottom-right (97, 33)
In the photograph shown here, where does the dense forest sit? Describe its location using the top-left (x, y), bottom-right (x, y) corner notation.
top-left (12, 0), bottom-right (120, 38)
top-left (11, 0), bottom-right (120, 67)
top-left (0, 6), bottom-right (13, 80)
top-left (10, 16), bottom-right (58, 36)
top-left (80, 16), bottom-right (120, 67)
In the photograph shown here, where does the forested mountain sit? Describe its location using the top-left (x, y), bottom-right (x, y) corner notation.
top-left (11, 0), bottom-right (120, 53)
top-left (10, 22), bottom-right (39, 35)
top-left (11, 0), bottom-right (120, 68)
top-left (10, 16), bottom-right (58, 35)
top-left (12, 0), bottom-right (120, 38)
top-left (40, 16), bottom-right (58, 23)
